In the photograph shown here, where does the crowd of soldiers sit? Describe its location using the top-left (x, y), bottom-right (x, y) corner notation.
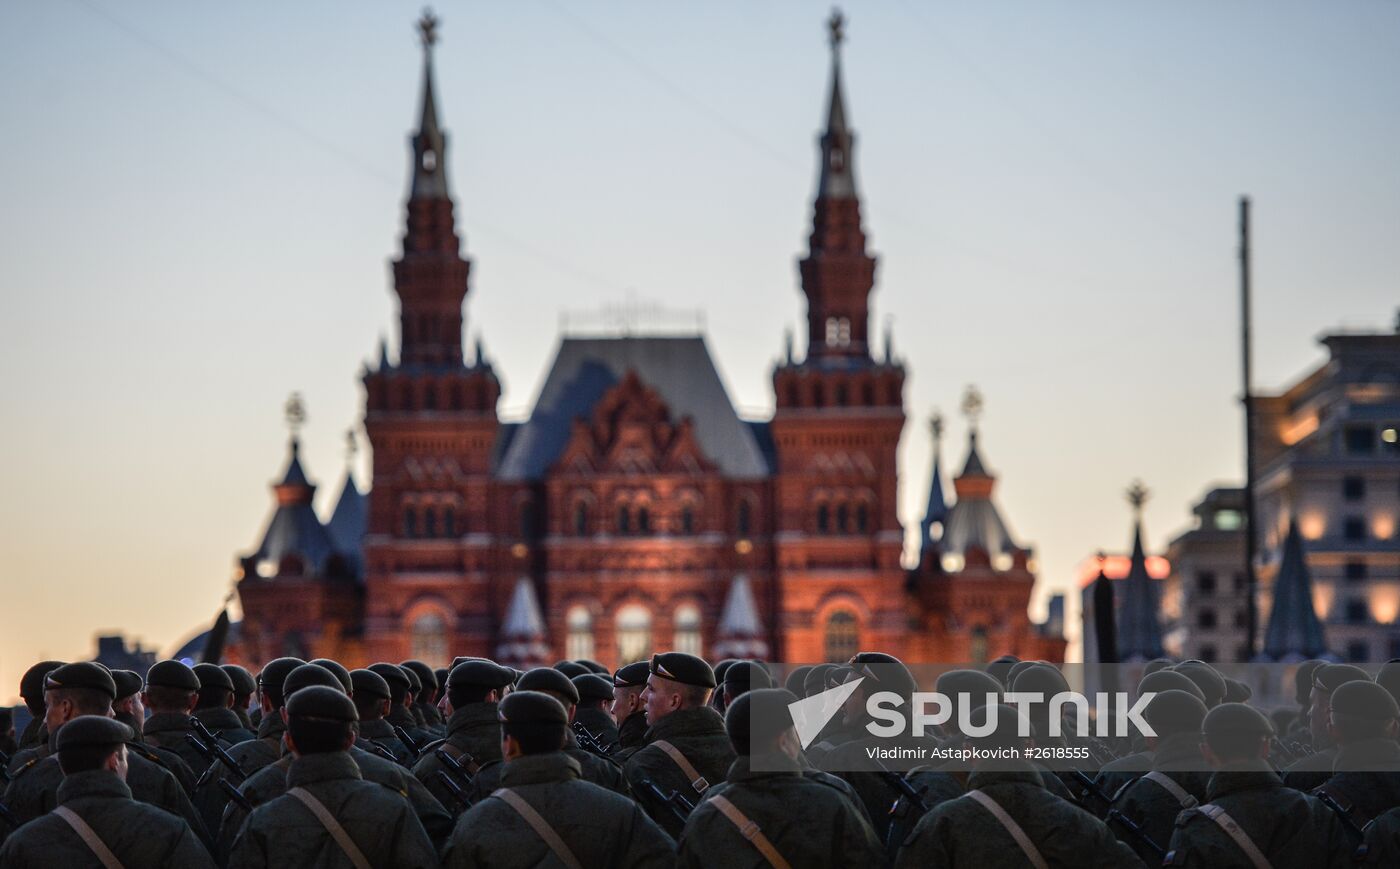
top-left (1, 650), bottom-right (1400, 868)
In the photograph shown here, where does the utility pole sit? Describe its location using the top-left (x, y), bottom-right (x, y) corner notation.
top-left (1240, 197), bottom-right (1259, 660)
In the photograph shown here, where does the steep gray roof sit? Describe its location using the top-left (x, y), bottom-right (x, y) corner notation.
top-left (919, 446), bottom-right (947, 560)
top-left (717, 574), bottom-right (764, 638)
top-left (1263, 520), bottom-right (1328, 661)
top-left (325, 471), bottom-right (368, 580)
top-left (248, 441), bottom-right (336, 575)
top-left (495, 336), bottom-right (771, 480)
top-left (1116, 522), bottom-right (1164, 661)
top-left (939, 432), bottom-right (1018, 559)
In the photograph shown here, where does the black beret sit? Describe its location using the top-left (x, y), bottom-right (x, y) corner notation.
top-left (517, 668), bottom-right (580, 705)
top-left (46, 662), bottom-right (117, 700)
top-left (309, 659), bottom-right (354, 694)
top-left (146, 660), bottom-right (199, 692)
top-left (725, 688), bottom-right (799, 754)
top-left (403, 666), bottom-right (423, 693)
top-left (1143, 689), bottom-right (1209, 736)
top-left (1331, 680), bottom-right (1400, 721)
top-left (848, 653), bottom-right (916, 698)
top-left (968, 703), bottom-right (1036, 745)
top-left (285, 663), bottom-right (345, 697)
top-left (448, 660), bottom-right (514, 690)
top-left (713, 659), bottom-right (739, 684)
top-left (257, 657), bottom-right (307, 693)
top-left (935, 669), bottom-right (1004, 711)
top-left (1378, 662), bottom-right (1400, 709)
top-left (1005, 660), bottom-right (1040, 687)
top-left (1223, 678), bottom-right (1252, 704)
top-left (575, 659), bottom-right (609, 676)
top-left (499, 690), bottom-right (569, 726)
top-left (434, 668), bottom-right (450, 690)
top-left (1315, 663), bottom-right (1371, 694)
top-left (1138, 670), bottom-right (1206, 703)
top-left (1173, 661), bottom-right (1227, 707)
top-left (1295, 660), bottom-right (1327, 705)
top-left (782, 665), bottom-right (813, 698)
top-left (986, 655), bottom-right (1020, 689)
top-left (193, 663), bottom-right (234, 693)
top-left (613, 661), bottom-right (650, 688)
top-left (1203, 702), bottom-right (1274, 739)
top-left (723, 661), bottom-right (775, 693)
top-left (222, 665), bottom-right (257, 697)
top-left (572, 674), bottom-right (614, 703)
top-left (552, 661), bottom-right (589, 680)
top-left (368, 663), bottom-right (412, 693)
top-left (349, 669), bottom-right (392, 702)
top-left (1010, 663), bottom-right (1070, 696)
top-left (111, 670), bottom-right (144, 701)
top-left (287, 685), bottom-right (358, 722)
top-left (450, 656), bottom-right (483, 671)
top-left (1143, 658), bottom-right (1175, 676)
top-left (55, 715), bottom-right (133, 750)
top-left (401, 661), bottom-right (438, 694)
top-left (802, 664), bottom-right (838, 698)
top-left (21, 661), bottom-right (66, 700)
top-left (650, 652), bottom-right (715, 689)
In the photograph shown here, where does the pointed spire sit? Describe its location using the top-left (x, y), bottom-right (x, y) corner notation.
top-left (882, 316), bottom-right (893, 364)
top-left (473, 332), bottom-right (485, 367)
top-left (1263, 519), bottom-right (1328, 661)
top-left (377, 335), bottom-right (390, 371)
top-left (410, 9), bottom-right (449, 201)
top-left (1116, 483), bottom-right (1164, 661)
top-left (497, 577), bottom-right (550, 668)
top-left (278, 393), bottom-right (311, 488)
top-left (712, 575), bottom-right (769, 659)
top-left (957, 386), bottom-right (989, 479)
top-left (783, 326), bottom-right (794, 365)
top-left (817, 8), bottom-right (856, 200)
top-left (243, 401), bottom-right (334, 580)
top-left (919, 411), bottom-right (948, 560)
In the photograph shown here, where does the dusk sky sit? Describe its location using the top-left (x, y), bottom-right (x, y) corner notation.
top-left (3, 1), bottom-right (1398, 699)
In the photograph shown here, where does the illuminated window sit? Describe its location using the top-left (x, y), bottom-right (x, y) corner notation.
top-left (566, 606), bottom-right (594, 661)
top-left (1213, 510), bottom-right (1242, 531)
top-left (824, 317), bottom-right (851, 348)
top-left (824, 610), bottom-right (859, 663)
top-left (616, 605), bottom-right (652, 664)
top-left (674, 604), bottom-right (702, 657)
top-left (410, 613), bottom-right (448, 668)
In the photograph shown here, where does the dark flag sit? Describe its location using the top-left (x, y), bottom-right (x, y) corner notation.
top-left (1092, 568), bottom-right (1118, 665)
top-left (201, 607), bottom-right (231, 664)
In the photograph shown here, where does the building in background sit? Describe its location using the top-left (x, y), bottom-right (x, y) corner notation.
top-left (1079, 486), bottom-right (1172, 666)
top-left (1161, 487), bottom-right (1249, 663)
top-left (227, 12), bottom-right (1064, 671)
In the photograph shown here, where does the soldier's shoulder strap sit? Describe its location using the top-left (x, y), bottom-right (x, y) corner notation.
top-left (1142, 771), bottom-right (1199, 809)
top-left (708, 794), bottom-right (794, 869)
top-left (53, 805), bottom-right (126, 869)
top-left (436, 741), bottom-right (481, 775)
top-left (1198, 804), bottom-right (1272, 869)
top-left (490, 788), bottom-right (583, 869)
top-left (651, 739), bottom-right (709, 795)
top-left (963, 789), bottom-right (1049, 869)
top-left (286, 786), bottom-right (372, 869)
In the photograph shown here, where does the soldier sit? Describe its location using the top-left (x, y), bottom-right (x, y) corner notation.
top-left (719, 660), bottom-right (774, 712)
top-left (1362, 803), bottom-right (1400, 865)
top-left (553, 660), bottom-right (590, 680)
top-left (0, 708), bottom-right (14, 757)
top-left (193, 662), bottom-right (257, 745)
top-left (223, 665), bottom-right (259, 732)
top-left (610, 661), bottom-right (651, 760)
top-left (111, 667), bottom-right (198, 795)
top-left (1092, 670), bottom-right (1206, 803)
top-left (401, 660), bottom-right (445, 731)
top-left (220, 664), bottom-right (452, 857)
top-left (0, 715), bottom-right (214, 868)
top-left (464, 667), bottom-right (628, 801)
top-left (895, 704), bottom-right (1145, 869)
top-left (1287, 660), bottom-right (1327, 743)
top-left (225, 686), bottom-right (438, 868)
top-left (782, 664), bottom-right (813, 698)
top-left (1, 662), bottom-right (209, 847)
top-left (442, 690), bottom-right (673, 868)
top-left (1312, 679), bottom-right (1400, 837)
top-left (1284, 663), bottom-right (1372, 792)
top-left (710, 660), bottom-right (739, 713)
top-left (350, 668), bottom-right (412, 764)
top-left (1106, 689), bottom-right (1211, 863)
top-left (13, 661), bottom-right (63, 755)
top-left (677, 688), bottom-right (883, 868)
top-left (623, 652), bottom-right (736, 838)
top-left (192, 656), bottom-right (305, 838)
top-left (141, 659), bottom-right (210, 776)
top-left (571, 672), bottom-right (621, 751)
top-left (575, 659), bottom-right (609, 676)
top-left (412, 660), bottom-right (514, 814)
top-left (307, 658), bottom-right (354, 694)
top-left (369, 662), bottom-right (433, 749)
top-left (1164, 702), bottom-right (1352, 868)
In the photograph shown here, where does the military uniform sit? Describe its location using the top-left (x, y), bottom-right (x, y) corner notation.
top-left (227, 750), bottom-right (439, 869)
top-left (144, 711), bottom-right (215, 777)
top-left (222, 665), bottom-right (259, 733)
top-left (1106, 733), bottom-right (1211, 862)
top-left (679, 752), bottom-right (883, 868)
top-left (412, 703), bottom-right (503, 811)
top-left (613, 712), bottom-right (648, 760)
top-left (401, 660), bottom-right (446, 733)
top-left (1314, 738), bottom-right (1400, 832)
top-left (572, 673), bottom-right (622, 751)
top-left (625, 706), bottom-right (737, 838)
top-left (1361, 804), bottom-right (1400, 866)
top-left (466, 730), bottom-right (629, 803)
top-left (193, 704), bottom-right (257, 746)
top-left (895, 758), bottom-right (1146, 869)
top-left (1284, 747), bottom-right (1339, 793)
top-left (0, 716), bottom-right (214, 868)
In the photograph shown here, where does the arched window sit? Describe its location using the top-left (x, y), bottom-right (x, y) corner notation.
top-left (816, 504), bottom-right (830, 534)
top-left (566, 606), bottom-right (594, 661)
top-left (617, 504), bottom-right (631, 535)
top-left (737, 499), bottom-right (752, 537)
top-left (410, 612), bottom-right (448, 668)
top-left (443, 506), bottom-right (457, 538)
top-left (637, 506), bottom-right (651, 535)
top-left (970, 626), bottom-right (989, 666)
top-left (680, 505), bottom-right (695, 536)
top-left (616, 605), bottom-right (652, 665)
top-left (424, 507), bottom-right (438, 538)
top-left (674, 603), bottom-right (703, 657)
top-left (836, 503), bottom-right (850, 534)
top-left (403, 507), bottom-right (418, 538)
top-left (824, 609), bottom-right (859, 663)
top-left (573, 501), bottom-right (590, 536)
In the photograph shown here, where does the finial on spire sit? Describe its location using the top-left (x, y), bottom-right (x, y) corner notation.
top-left (960, 385), bottom-right (984, 431)
top-left (284, 392), bottom-right (307, 441)
top-left (827, 8), bottom-right (846, 52)
top-left (417, 8), bottom-right (439, 50)
top-left (344, 428), bottom-right (358, 466)
top-left (883, 315), bottom-right (893, 363)
top-left (1125, 479), bottom-right (1150, 515)
top-left (783, 326), bottom-right (794, 365)
top-left (930, 410), bottom-right (944, 445)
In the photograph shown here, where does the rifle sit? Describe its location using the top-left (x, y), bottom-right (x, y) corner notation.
top-left (435, 747), bottom-right (476, 785)
top-left (365, 740), bottom-right (402, 764)
top-left (219, 779), bottom-right (253, 813)
top-left (0, 800), bottom-right (18, 829)
top-left (0, 750), bottom-right (10, 783)
top-left (876, 770), bottom-right (929, 814)
top-left (572, 722), bottom-right (614, 756)
top-left (185, 722), bottom-right (248, 783)
top-left (436, 770), bottom-right (473, 811)
top-left (641, 778), bottom-right (695, 825)
top-left (1315, 789), bottom-right (1368, 841)
top-left (393, 725), bottom-right (423, 763)
top-left (1104, 808), bottom-right (1167, 860)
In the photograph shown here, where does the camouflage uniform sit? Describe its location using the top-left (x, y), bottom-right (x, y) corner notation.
top-left (677, 753), bottom-right (883, 869)
top-left (1106, 733), bottom-right (1212, 863)
top-left (624, 706), bottom-right (737, 839)
top-left (442, 752), bottom-right (674, 869)
top-left (0, 768), bottom-right (214, 868)
top-left (895, 759), bottom-right (1146, 869)
top-left (226, 750), bottom-right (439, 869)
top-left (1164, 763), bottom-right (1353, 868)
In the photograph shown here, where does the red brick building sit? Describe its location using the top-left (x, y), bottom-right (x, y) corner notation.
top-left (233, 14), bottom-right (1065, 672)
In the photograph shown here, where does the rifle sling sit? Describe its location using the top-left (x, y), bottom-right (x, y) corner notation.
top-left (53, 806), bottom-right (125, 869)
top-left (491, 788), bottom-right (583, 869)
top-left (709, 794), bottom-right (794, 869)
top-left (653, 739), bottom-right (709, 795)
